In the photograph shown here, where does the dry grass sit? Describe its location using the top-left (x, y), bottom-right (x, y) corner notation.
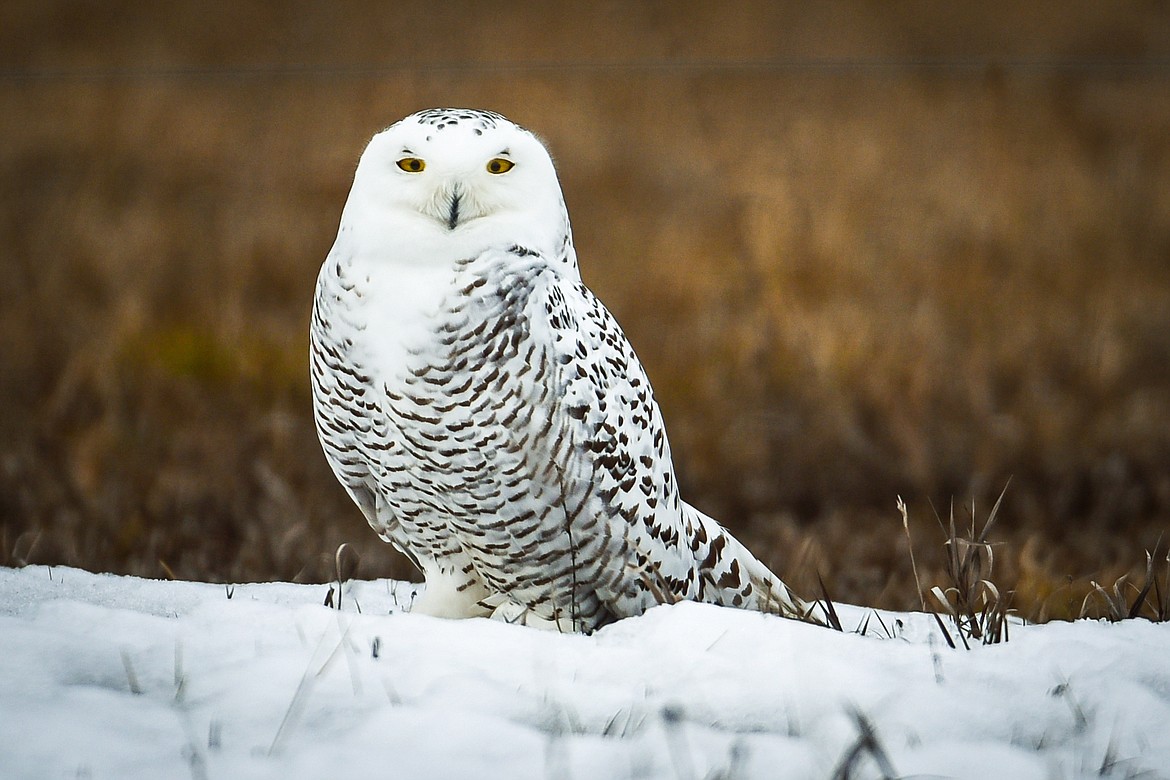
top-left (2, 2), bottom-right (1169, 618)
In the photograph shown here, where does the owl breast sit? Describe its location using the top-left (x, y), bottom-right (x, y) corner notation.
top-left (312, 243), bottom-right (619, 628)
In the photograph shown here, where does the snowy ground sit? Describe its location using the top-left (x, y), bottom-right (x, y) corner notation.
top-left (1, 566), bottom-right (1168, 779)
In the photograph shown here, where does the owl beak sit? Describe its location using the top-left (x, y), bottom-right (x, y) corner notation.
top-left (446, 191), bottom-right (461, 231)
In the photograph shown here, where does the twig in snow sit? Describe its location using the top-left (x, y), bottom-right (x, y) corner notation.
top-left (831, 707), bottom-right (898, 780)
top-left (120, 650), bottom-right (142, 695)
top-left (269, 618), bottom-right (356, 755)
top-left (661, 705), bottom-right (696, 780)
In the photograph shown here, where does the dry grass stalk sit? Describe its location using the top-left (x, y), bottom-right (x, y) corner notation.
top-left (898, 482), bottom-right (1015, 646)
top-left (1080, 541), bottom-right (1170, 623)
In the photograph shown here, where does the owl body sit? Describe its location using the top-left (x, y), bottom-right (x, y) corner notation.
top-left (311, 109), bottom-right (808, 631)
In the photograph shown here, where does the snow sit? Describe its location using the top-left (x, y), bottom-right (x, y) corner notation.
top-left (2, 566), bottom-right (1169, 779)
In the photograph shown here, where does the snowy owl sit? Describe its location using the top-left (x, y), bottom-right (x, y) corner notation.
top-left (311, 108), bottom-right (812, 632)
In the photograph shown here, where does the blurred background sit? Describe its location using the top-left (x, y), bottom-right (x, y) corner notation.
top-left (2, 1), bottom-right (1168, 618)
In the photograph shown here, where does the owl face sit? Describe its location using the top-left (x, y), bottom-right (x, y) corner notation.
top-left (345, 109), bottom-right (568, 261)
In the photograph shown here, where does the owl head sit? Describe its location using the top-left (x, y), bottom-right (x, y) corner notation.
top-left (341, 109), bottom-right (575, 268)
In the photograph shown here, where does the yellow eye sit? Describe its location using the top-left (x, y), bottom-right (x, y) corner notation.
top-left (396, 157), bottom-right (425, 173)
top-left (486, 158), bottom-right (514, 174)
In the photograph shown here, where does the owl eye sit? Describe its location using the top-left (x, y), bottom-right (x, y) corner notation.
top-left (396, 157), bottom-right (426, 173)
top-left (486, 158), bottom-right (515, 174)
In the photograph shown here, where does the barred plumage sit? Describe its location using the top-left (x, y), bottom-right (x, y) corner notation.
top-left (310, 108), bottom-right (810, 632)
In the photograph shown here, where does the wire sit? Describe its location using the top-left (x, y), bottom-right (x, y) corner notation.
top-left (2, 57), bottom-right (1169, 84)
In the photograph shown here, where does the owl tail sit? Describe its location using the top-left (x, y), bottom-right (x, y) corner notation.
top-left (684, 503), bottom-right (824, 625)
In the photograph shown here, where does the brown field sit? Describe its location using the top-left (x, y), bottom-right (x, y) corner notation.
top-left (2, 2), bottom-right (1169, 620)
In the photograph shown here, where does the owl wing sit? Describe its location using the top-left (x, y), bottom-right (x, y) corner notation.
top-left (537, 273), bottom-right (807, 622)
top-left (537, 275), bottom-right (688, 606)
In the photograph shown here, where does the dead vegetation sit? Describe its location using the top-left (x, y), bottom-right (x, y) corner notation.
top-left (1, 3), bottom-right (1168, 618)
